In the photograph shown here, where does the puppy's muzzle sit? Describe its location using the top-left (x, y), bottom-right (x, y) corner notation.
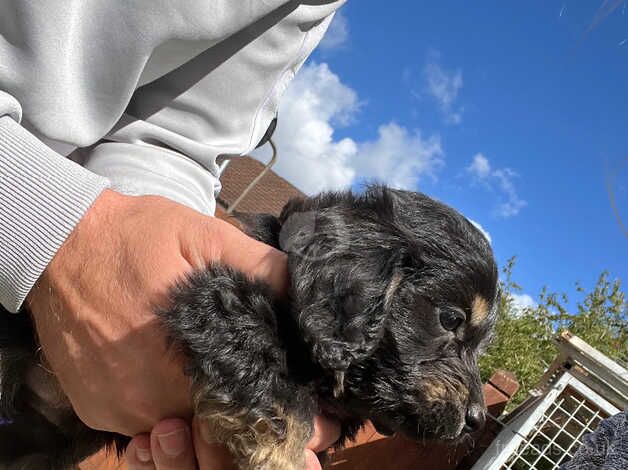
top-left (464, 403), bottom-right (486, 433)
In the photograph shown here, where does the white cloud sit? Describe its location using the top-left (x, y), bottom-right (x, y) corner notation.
top-left (466, 154), bottom-right (527, 218)
top-left (424, 59), bottom-right (464, 124)
top-left (356, 123), bottom-right (443, 190)
top-left (493, 168), bottom-right (527, 218)
top-left (319, 11), bottom-right (349, 50)
top-left (510, 293), bottom-right (537, 313)
top-left (468, 153), bottom-right (492, 179)
top-left (469, 219), bottom-right (492, 243)
top-left (253, 63), bottom-right (444, 194)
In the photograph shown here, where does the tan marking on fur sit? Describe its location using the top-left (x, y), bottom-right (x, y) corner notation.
top-left (421, 381), bottom-right (449, 402)
top-left (470, 295), bottom-right (490, 326)
top-left (334, 370), bottom-right (345, 398)
top-left (384, 272), bottom-right (403, 311)
top-left (421, 380), bottom-right (470, 405)
top-left (195, 391), bottom-right (310, 470)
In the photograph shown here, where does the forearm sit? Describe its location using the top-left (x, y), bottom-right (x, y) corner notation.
top-left (0, 114), bottom-right (110, 312)
top-left (0, 0), bottom-right (346, 311)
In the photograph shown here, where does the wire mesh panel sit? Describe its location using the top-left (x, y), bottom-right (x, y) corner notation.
top-left (503, 386), bottom-right (610, 469)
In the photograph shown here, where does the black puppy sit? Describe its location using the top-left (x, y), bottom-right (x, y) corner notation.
top-left (0, 186), bottom-right (498, 469)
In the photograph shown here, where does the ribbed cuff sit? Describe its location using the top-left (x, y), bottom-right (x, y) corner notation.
top-left (0, 116), bottom-right (111, 312)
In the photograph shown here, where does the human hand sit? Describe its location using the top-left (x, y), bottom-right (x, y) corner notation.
top-left (26, 189), bottom-right (288, 435)
top-left (126, 415), bottom-right (340, 470)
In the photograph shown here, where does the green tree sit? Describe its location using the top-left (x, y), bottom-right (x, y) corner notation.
top-left (479, 257), bottom-right (627, 408)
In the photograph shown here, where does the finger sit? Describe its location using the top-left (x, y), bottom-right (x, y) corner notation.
top-left (307, 415), bottom-right (341, 452)
top-left (304, 449), bottom-right (323, 470)
top-left (126, 434), bottom-right (155, 470)
top-left (200, 218), bottom-right (289, 294)
top-left (150, 419), bottom-right (198, 470)
top-left (192, 417), bottom-right (236, 470)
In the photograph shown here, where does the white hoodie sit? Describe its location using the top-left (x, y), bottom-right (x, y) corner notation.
top-left (0, 0), bottom-right (345, 311)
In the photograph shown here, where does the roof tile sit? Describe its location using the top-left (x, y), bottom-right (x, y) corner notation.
top-left (217, 156), bottom-right (304, 216)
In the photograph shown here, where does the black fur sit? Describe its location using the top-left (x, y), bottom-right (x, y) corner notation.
top-left (0, 312), bottom-right (128, 469)
top-left (0, 185), bottom-right (498, 468)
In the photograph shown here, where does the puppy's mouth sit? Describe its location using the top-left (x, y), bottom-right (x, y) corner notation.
top-left (372, 414), bottom-right (467, 442)
top-left (370, 415), bottom-right (426, 439)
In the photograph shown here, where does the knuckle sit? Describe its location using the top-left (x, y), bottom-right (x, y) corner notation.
top-left (74, 399), bottom-right (135, 434)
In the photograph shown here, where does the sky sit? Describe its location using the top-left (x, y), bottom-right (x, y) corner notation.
top-left (254, 1), bottom-right (628, 311)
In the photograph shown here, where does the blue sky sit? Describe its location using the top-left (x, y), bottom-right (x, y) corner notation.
top-left (258, 1), bottom-right (628, 309)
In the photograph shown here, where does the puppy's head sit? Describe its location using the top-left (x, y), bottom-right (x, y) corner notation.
top-left (277, 185), bottom-right (498, 441)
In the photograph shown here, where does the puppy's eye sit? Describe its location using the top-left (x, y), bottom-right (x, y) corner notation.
top-left (439, 308), bottom-right (466, 331)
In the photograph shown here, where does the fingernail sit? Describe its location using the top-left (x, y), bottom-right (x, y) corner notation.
top-left (157, 428), bottom-right (186, 457)
top-left (136, 446), bottom-right (152, 463)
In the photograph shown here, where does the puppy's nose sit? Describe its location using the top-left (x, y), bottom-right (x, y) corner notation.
top-left (464, 404), bottom-right (486, 433)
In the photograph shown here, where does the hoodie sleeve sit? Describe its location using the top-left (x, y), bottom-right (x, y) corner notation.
top-left (0, 91), bottom-right (110, 313)
top-left (0, 0), bottom-right (345, 312)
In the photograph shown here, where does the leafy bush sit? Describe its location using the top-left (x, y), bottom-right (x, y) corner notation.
top-left (479, 257), bottom-right (627, 408)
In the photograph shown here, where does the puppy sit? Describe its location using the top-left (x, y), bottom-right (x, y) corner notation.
top-left (0, 185), bottom-right (498, 469)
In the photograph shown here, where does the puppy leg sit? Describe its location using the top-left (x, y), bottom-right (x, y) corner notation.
top-left (159, 266), bottom-right (318, 468)
top-left (195, 397), bottom-right (312, 470)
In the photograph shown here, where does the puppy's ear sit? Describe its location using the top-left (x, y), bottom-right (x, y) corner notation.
top-left (308, 267), bottom-right (404, 397)
top-left (231, 212), bottom-right (281, 249)
top-left (281, 206), bottom-right (406, 395)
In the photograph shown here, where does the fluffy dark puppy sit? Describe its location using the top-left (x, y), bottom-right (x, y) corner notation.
top-left (0, 186), bottom-right (498, 469)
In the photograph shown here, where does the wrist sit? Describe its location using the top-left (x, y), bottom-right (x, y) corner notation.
top-left (77, 189), bottom-right (128, 233)
top-left (26, 189), bottom-right (128, 313)
top-left (0, 116), bottom-right (111, 312)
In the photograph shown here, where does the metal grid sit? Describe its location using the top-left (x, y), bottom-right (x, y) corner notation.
top-left (502, 386), bottom-right (609, 469)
